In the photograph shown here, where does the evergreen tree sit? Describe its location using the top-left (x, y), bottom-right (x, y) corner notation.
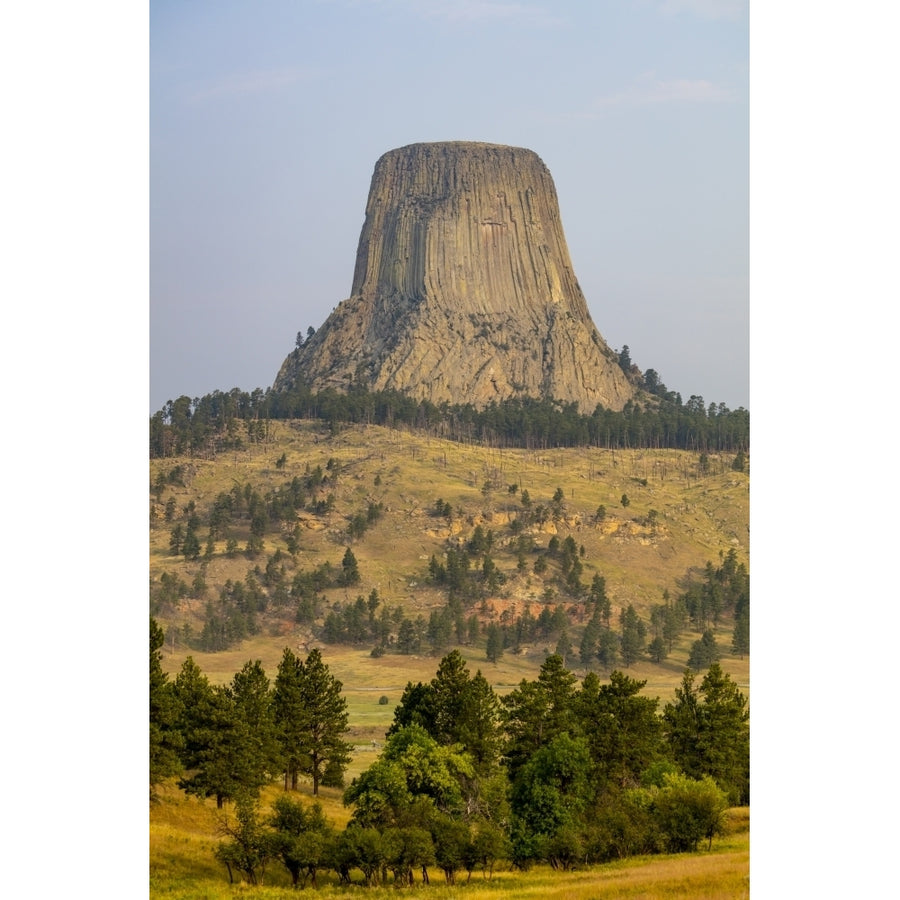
top-left (273, 648), bottom-right (306, 790)
top-left (387, 681), bottom-right (434, 737)
top-left (555, 630), bottom-right (574, 668)
top-left (589, 574), bottom-right (610, 619)
top-left (182, 524), bottom-right (201, 561)
top-left (661, 669), bottom-right (702, 785)
top-left (619, 604), bottom-right (646, 666)
top-left (461, 670), bottom-right (504, 774)
top-left (228, 659), bottom-right (282, 786)
top-left (647, 635), bottom-right (667, 663)
top-left (396, 617), bottom-right (418, 654)
top-left (687, 629), bottom-right (720, 670)
top-left (694, 663), bottom-right (750, 804)
top-left (410, 652), bottom-right (504, 773)
top-left (169, 523), bottom-right (184, 555)
top-left (579, 613), bottom-right (602, 667)
top-left (295, 649), bottom-right (352, 795)
top-left (574, 670), bottom-right (663, 793)
top-left (596, 627), bottom-right (619, 669)
top-left (485, 623), bottom-right (504, 663)
top-left (663, 664), bottom-right (749, 805)
top-left (174, 658), bottom-right (267, 807)
top-left (502, 654), bottom-right (578, 778)
top-left (340, 547), bottom-right (360, 586)
top-left (731, 608), bottom-right (750, 659)
top-left (149, 617), bottom-right (182, 796)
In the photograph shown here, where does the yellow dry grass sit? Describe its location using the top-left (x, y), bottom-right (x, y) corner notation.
top-left (150, 423), bottom-right (750, 897)
top-left (150, 783), bottom-right (749, 899)
top-left (151, 422), bottom-right (748, 708)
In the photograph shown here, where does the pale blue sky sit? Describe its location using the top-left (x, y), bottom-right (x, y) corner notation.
top-left (150, 0), bottom-right (749, 412)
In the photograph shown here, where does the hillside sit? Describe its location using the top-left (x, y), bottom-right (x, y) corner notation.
top-left (150, 420), bottom-right (748, 720)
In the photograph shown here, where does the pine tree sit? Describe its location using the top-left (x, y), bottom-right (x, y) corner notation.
top-left (461, 670), bottom-right (503, 773)
top-left (687, 629), bottom-right (720, 670)
top-left (502, 654), bottom-right (578, 778)
top-left (731, 608), bottom-right (749, 659)
top-left (174, 660), bottom-right (250, 807)
top-left (596, 627), bottom-right (619, 669)
top-left (555, 630), bottom-right (574, 668)
top-left (695, 663), bottom-right (750, 804)
top-left (579, 613), bottom-right (601, 666)
top-left (229, 660), bottom-right (281, 782)
top-left (274, 648), bottom-right (305, 790)
top-left (174, 657), bottom-right (278, 807)
top-left (429, 650), bottom-right (473, 746)
top-left (150, 617), bottom-right (182, 796)
top-left (619, 604), bottom-right (647, 666)
top-left (662, 663), bottom-right (750, 804)
top-left (295, 649), bottom-right (352, 795)
top-left (575, 670), bottom-right (663, 792)
top-left (485, 623), bottom-right (504, 663)
top-left (340, 547), bottom-right (360, 586)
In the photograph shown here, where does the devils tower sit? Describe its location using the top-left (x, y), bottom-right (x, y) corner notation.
top-left (274, 141), bottom-right (635, 411)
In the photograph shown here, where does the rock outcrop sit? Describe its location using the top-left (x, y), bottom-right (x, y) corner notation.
top-left (274, 141), bottom-right (635, 411)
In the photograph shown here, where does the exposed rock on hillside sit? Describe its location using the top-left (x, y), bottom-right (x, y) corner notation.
top-left (275, 141), bottom-right (635, 412)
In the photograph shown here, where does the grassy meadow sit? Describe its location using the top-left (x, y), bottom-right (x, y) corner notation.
top-left (151, 780), bottom-right (749, 900)
top-left (150, 421), bottom-right (749, 895)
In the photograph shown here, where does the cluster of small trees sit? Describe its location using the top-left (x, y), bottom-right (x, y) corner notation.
top-left (369, 651), bottom-right (748, 876)
top-left (154, 626), bottom-right (748, 887)
top-left (156, 464), bottom-right (340, 562)
top-left (150, 619), bottom-right (352, 807)
top-left (152, 458), bottom-right (380, 653)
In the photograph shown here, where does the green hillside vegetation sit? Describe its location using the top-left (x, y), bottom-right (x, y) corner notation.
top-left (150, 417), bottom-right (748, 894)
top-left (151, 420), bottom-right (748, 694)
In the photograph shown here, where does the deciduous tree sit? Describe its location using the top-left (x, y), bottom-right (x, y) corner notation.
top-left (214, 794), bottom-right (274, 885)
top-left (268, 794), bottom-right (333, 888)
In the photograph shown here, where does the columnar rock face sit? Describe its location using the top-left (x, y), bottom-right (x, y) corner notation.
top-left (274, 141), bottom-right (635, 411)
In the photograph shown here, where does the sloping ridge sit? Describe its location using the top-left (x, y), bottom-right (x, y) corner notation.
top-left (274, 141), bottom-right (635, 412)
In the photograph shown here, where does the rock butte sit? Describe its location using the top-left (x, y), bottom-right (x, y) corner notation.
top-left (274, 141), bottom-right (635, 412)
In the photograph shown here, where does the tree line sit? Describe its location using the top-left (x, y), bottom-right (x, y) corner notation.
top-left (150, 385), bottom-right (749, 459)
top-left (151, 621), bottom-right (352, 806)
top-left (152, 623), bottom-right (749, 887)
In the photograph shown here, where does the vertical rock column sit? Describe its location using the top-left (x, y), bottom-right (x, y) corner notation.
top-left (275, 141), bottom-right (634, 412)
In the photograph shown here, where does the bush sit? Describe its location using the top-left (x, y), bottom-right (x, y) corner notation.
top-left (378, 695), bottom-right (389, 705)
top-left (652, 774), bottom-right (728, 852)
